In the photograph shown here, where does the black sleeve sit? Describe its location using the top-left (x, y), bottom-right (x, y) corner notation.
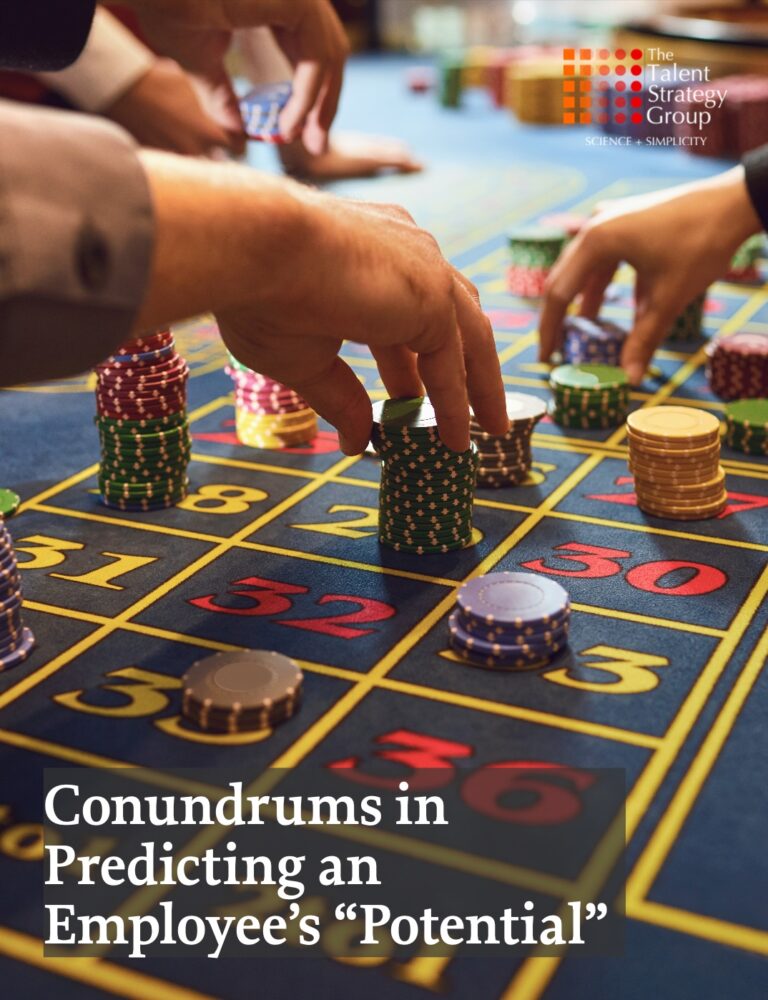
top-left (743, 145), bottom-right (768, 233)
top-left (0, 1), bottom-right (96, 71)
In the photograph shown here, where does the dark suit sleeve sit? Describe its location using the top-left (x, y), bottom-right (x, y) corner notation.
top-left (0, 101), bottom-right (155, 386)
top-left (0, 1), bottom-right (96, 71)
top-left (743, 145), bottom-right (768, 233)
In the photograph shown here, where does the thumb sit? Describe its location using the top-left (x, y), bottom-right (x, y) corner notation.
top-left (293, 357), bottom-right (374, 456)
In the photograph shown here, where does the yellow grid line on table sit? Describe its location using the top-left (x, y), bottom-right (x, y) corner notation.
top-left (501, 289), bottom-right (768, 1000)
top-left (626, 623), bottom-right (768, 955)
top-left (0, 452), bottom-right (361, 715)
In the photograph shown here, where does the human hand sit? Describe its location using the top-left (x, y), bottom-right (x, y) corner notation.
top-left (105, 58), bottom-right (237, 157)
top-left (128, 0), bottom-right (349, 155)
top-left (279, 132), bottom-right (423, 180)
top-left (218, 194), bottom-right (507, 454)
top-left (539, 166), bottom-right (762, 384)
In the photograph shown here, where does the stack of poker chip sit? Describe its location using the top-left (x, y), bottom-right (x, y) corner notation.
top-left (95, 330), bottom-right (191, 511)
top-left (449, 572), bottom-right (570, 671)
top-left (562, 316), bottom-right (627, 366)
top-left (706, 332), bottom-right (768, 400)
top-left (0, 522), bottom-right (35, 670)
top-left (181, 650), bottom-right (303, 734)
top-left (723, 399), bottom-right (768, 456)
top-left (438, 56), bottom-right (463, 108)
top-left (665, 292), bottom-right (706, 343)
top-left (627, 407), bottom-right (726, 521)
top-left (507, 225), bottom-right (567, 298)
top-left (505, 59), bottom-right (582, 125)
top-left (472, 392), bottom-right (546, 487)
top-left (549, 364), bottom-right (629, 430)
top-left (372, 397), bottom-right (477, 555)
top-left (226, 354), bottom-right (317, 449)
top-left (726, 235), bottom-right (764, 282)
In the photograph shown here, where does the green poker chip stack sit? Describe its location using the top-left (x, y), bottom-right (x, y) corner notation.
top-left (96, 413), bottom-right (192, 510)
top-left (548, 364), bottom-right (629, 430)
top-left (665, 291), bottom-right (706, 343)
top-left (507, 226), bottom-right (567, 270)
top-left (439, 57), bottom-right (462, 108)
top-left (723, 398), bottom-right (768, 456)
top-left (372, 397), bottom-right (477, 555)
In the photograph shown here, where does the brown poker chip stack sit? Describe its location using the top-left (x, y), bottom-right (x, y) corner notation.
top-left (181, 650), bottom-right (303, 733)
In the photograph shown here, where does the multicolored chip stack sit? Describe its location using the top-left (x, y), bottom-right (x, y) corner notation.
top-left (665, 292), bottom-right (706, 343)
top-left (723, 398), bottom-right (768, 456)
top-left (226, 354), bottom-right (317, 449)
top-left (627, 407), bottom-right (726, 521)
top-left (449, 571), bottom-right (570, 670)
top-left (562, 316), bottom-right (627, 366)
top-left (507, 225), bottom-right (566, 298)
top-left (726, 235), bottom-right (764, 282)
top-left (0, 521), bottom-right (35, 670)
top-left (549, 364), bottom-right (629, 430)
top-left (95, 330), bottom-right (191, 511)
top-left (181, 650), bottom-right (303, 734)
top-left (239, 83), bottom-right (291, 142)
top-left (706, 332), bottom-right (768, 400)
top-left (373, 397), bottom-right (477, 555)
top-left (471, 392), bottom-right (546, 487)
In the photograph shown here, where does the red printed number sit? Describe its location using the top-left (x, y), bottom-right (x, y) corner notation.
top-left (523, 542), bottom-right (726, 596)
top-left (189, 575), bottom-right (395, 639)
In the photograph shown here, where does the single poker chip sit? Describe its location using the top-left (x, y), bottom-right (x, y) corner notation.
top-left (627, 406), bottom-right (720, 442)
top-left (448, 635), bottom-right (554, 672)
top-left (725, 398), bottom-right (768, 430)
top-left (240, 82), bottom-right (292, 143)
top-left (0, 489), bottom-right (21, 519)
top-left (182, 650), bottom-right (303, 733)
top-left (456, 572), bottom-right (570, 631)
top-left (637, 498), bottom-right (727, 521)
top-left (550, 364), bottom-right (628, 391)
top-left (373, 397), bottom-right (438, 432)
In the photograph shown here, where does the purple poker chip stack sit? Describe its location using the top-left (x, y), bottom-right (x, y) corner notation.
top-left (448, 572), bottom-right (571, 671)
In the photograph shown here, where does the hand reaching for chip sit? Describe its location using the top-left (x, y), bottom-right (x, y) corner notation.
top-left (538, 166), bottom-right (763, 385)
top-left (135, 151), bottom-right (509, 456)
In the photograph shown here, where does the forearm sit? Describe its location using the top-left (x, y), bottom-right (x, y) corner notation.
top-left (0, 102), bottom-right (153, 386)
top-left (135, 151), bottom-right (312, 331)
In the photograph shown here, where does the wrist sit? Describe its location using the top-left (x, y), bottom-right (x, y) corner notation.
top-left (711, 166), bottom-right (762, 249)
top-left (135, 152), bottom-right (311, 328)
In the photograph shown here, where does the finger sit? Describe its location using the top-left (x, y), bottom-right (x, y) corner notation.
top-left (308, 56), bottom-right (345, 154)
top-left (452, 278), bottom-right (508, 436)
top-left (538, 232), bottom-right (616, 361)
top-left (416, 322), bottom-right (470, 453)
top-left (293, 356), bottom-right (374, 455)
top-left (280, 60), bottom-right (324, 145)
top-left (578, 263), bottom-right (615, 319)
top-left (621, 292), bottom-right (678, 387)
top-left (370, 344), bottom-right (423, 399)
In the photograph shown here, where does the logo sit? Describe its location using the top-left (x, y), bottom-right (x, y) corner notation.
top-left (562, 48), bottom-right (645, 126)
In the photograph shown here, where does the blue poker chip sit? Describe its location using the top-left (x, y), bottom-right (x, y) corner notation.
top-left (457, 609), bottom-right (570, 644)
top-left (448, 611), bottom-right (569, 660)
top-left (0, 626), bottom-right (35, 671)
top-left (449, 635), bottom-right (557, 672)
top-left (110, 346), bottom-right (174, 366)
top-left (456, 572), bottom-right (570, 631)
top-left (240, 82), bottom-right (292, 143)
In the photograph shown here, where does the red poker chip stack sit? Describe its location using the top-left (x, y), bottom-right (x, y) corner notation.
top-left (507, 265), bottom-right (548, 297)
top-left (676, 76), bottom-right (768, 158)
top-left (94, 329), bottom-right (192, 510)
top-left (706, 332), bottom-right (768, 400)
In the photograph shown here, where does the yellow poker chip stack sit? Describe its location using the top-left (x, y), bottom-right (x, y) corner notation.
top-left (227, 354), bottom-right (317, 450)
top-left (627, 406), bottom-right (727, 521)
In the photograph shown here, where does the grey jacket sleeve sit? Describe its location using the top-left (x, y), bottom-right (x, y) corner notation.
top-left (0, 100), bottom-right (155, 387)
